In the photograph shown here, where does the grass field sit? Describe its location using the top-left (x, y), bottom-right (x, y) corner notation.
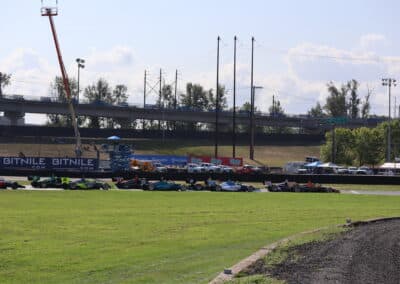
top-left (0, 141), bottom-right (321, 166)
top-left (0, 191), bottom-right (399, 283)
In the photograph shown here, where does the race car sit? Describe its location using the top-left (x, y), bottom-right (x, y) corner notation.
top-left (265, 181), bottom-right (339, 193)
top-left (216, 181), bottom-right (255, 192)
top-left (29, 176), bottom-right (70, 189)
top-left (114, 177), bottom-right (147, 189)
top-left (185, 178), bottom-right (218, 191)
top-left (67, 178), bottom-right (110, 190)
top-left (0, 178), bottom-right (25, 190)
top-left (144, 180), bottom-right (183, 191)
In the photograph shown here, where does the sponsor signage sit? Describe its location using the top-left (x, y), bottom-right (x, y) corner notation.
top-left (130, 155), bottom-right (188, 166)
top-left (189, 156), bottom-right (243, 167)
top-left (0, 157), bottom-right (98, 171)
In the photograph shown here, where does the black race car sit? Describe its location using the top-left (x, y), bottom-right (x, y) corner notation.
top-left (266, 181), bottom-right (339, 193)
top-left (0, 178), bottom-right (25, 190)
top-left (114, 177), bottom-right (147, 189)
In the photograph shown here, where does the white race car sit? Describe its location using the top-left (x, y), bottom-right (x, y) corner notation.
top-left (216, 181), bottom-right (255, 192)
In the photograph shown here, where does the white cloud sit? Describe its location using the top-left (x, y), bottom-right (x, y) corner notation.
top-left (2, 38), bottom-right (400, 124)
top-left (360, 33), bottom-right (388, 50)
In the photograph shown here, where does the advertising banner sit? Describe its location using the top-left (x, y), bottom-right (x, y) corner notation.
top-left (0, 157), bottom-right (98, 171)
top-left (189, 156), bottom-right (243, 167)
top-left (130, 154), bottom-right (188, 166)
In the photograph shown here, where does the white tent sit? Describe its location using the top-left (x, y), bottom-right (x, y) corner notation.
top-left (318, 162), bottom-right (339, 168)
top-left (380, 163), bottom-right (400, 169)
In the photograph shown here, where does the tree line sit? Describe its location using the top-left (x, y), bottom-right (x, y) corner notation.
top-left (308, 79), bottom-right (371, 119)
top-left (321, 121), bottom-right (400, 167)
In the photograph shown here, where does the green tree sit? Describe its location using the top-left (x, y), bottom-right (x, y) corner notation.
top-left (347, 79), bottom-right (360, 119)
top-left (307, 102), bottom-right (325, 117)
top-left (268, 98), bottom-right (284, 116)
top-left (84, 78), bottom-right (113, 128)
top-left (321, 128), bottom-right (355, 165)
top-left (47, 76), bottom-right (84, 127)
top-left (353, 127), bottom-right (383, 166)
top-left (361, 88), bottom-right (372, 119)
top-left (324, 81), bottom-right (348, 117)
top-left (112, 84), bottom-right (135, 129)
top-left (207, 85), bottom-right (228, 111)
top-left (0, 72), bottom-right (11, 97)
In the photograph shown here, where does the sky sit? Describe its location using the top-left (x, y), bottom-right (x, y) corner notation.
top-left (1, 0), bottom-right (400, 124)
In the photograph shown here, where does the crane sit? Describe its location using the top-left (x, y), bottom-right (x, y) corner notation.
top-left (41, 0), bottom-right (82, 157)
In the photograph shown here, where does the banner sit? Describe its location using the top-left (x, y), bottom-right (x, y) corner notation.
top-left (130, 155), bottom-right (188, 166)
top-left (0, 157), bottom-right (98, 171)
top-left (189, 156), bottom-right (243, 167)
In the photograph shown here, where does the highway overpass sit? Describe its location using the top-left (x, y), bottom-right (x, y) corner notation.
top-left (0, 97), bottom-right (384, 130)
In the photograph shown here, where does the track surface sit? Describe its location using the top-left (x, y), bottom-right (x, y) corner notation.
top-left (249, 219), bottom-right (400, 284)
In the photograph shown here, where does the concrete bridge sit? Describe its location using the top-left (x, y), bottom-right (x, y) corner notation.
top-left (0, 97), bottom-right (384, 130)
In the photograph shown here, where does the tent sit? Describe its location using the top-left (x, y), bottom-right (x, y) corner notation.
top-left (318, 162), bottom-right (339, 168)
top-left (304, 161), bottom-right (322, 168)
top-left (107, 136), bottom-right (121, 140)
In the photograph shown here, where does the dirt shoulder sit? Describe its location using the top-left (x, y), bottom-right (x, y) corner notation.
top-left (243, 219), bottom-right (400, 284)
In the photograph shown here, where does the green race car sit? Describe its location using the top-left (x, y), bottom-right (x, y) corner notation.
top-left (29, 176), bottom-right (70, 189)
top-left (66, 178), bottom-right (110, 190)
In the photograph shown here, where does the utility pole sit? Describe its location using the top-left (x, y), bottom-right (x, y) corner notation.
top-left (174, 69), bottom-right (178, 110)
top-left (251, 86), bottom-right (263, 160)
top-left (382, 78), bottom-right (397, 162)
top-left (215, 36), bottom-right (220, 158)
top-left (232, 36), bottom-right (237, 158)
top-left (331, 124), bottom-right (336, 163)
top-left (143, 70), bottom-right (147, 130)
top-left (249, 37), bottom-right (255, 160)
top-left (174, 69), bottom-right (178, 130)
top-left (159, 68), bottom-right (162, 131)
top-left (76, 58), bottom-right (85, 104)
top-left (272, 95), bottom-right (275, 115)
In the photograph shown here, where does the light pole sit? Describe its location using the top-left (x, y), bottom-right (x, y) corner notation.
top-left (382, 78), bottom-right (397, 162)
top-left (215, 36), bottom-right (221, 158)
top-left (250, 85), bottom-right (263, 160)
top-left (76, 58), bottom-right (85, 103)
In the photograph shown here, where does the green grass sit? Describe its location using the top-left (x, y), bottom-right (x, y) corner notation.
top-left (0, 191), bottom-right (399, 283)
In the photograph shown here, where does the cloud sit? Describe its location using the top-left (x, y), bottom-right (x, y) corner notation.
top-left (85, 46), bottom-right (135, 72)
top-left (0, 48), bottom-right (55, 98)
top-left (1, 38), bottom-right (400, 123)
top-left (360, 33), bottom-right (388, 50)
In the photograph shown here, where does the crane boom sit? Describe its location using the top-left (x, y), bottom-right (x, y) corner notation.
top-left (42, 6), bottom-right (82, 157)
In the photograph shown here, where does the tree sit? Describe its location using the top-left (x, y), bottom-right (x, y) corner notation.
top-left (180, 83), bottom-right (209, 111)
top-left (112, 84), bottom-right (135, 128)
top-left (269, 97), bottom-right (285, 116)
top-left (84, 78), bottom-right (113, 128)
top-left (324, 81), bottom-right (348, 117)
top-left (178, 83), bottom-right (210, 130)
top-left (0, 72), bottom-right (11, 97)
top-left (347, 79), bottom-right (360, 119)
top-left (361, 88), bottom-right (372, 119)
top-left (307, 102), bottom-right (325, 117)
top-left (207, 85), bottom-right (228, 111)
top-left (353, 127), bottom-right (383, 166)
top-left (47, 76), bottom-right (84, 127)
top-left (320, 128), bottom-right (355, 165)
